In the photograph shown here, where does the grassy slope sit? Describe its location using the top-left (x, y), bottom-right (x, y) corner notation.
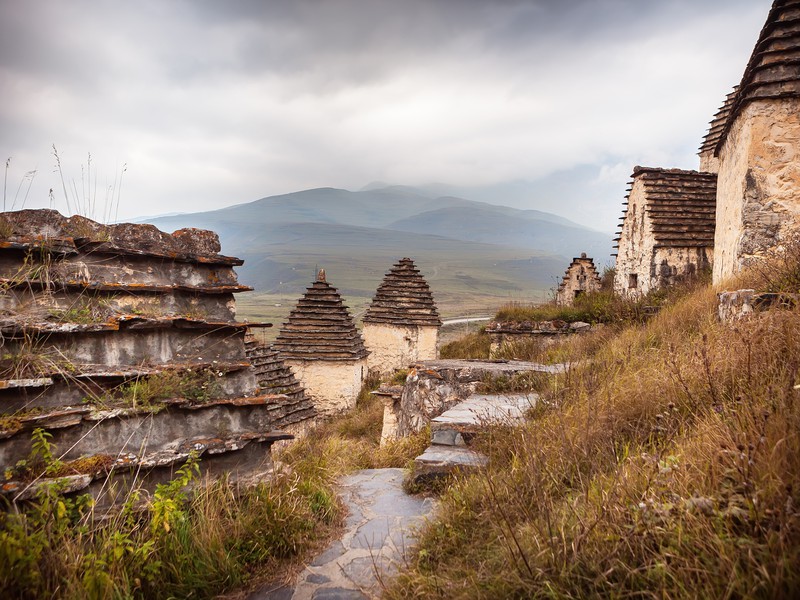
top-left (389, 276), bottom-right (800, 597)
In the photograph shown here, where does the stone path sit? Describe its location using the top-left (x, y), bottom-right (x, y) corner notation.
top-left (250, 468), bottom-right (436, 600)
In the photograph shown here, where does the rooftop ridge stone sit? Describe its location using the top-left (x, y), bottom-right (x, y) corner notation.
top-left (363, 257), bottom-right (441, 326)
top-left (699, 87), bottom-right (738, 155)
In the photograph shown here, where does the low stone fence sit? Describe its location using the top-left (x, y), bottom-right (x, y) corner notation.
top-left (377, 359), bottom-right (563, 444)
top-left (485, 320), bottom-right (591, 357)
top-left (718, 289), bottom-right (799, 323)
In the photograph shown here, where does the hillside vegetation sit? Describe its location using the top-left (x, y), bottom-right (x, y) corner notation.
top-left (390, 254), bottom-right (800, 598)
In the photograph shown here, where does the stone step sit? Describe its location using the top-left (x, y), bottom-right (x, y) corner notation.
top-left (411, 393), bottom-right (536, 482)
top-left (412, 445), bottom-right (488, 483)
top-left (429, 393), bottom-right (535, 445)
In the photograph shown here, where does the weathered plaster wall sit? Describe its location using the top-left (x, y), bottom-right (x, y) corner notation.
top-left (699, 153), bottom-right (720, 175)
top-left (651, 246), bottom-right (713, 289)
top-left (614, 179), bottom-right (656, 297)
top-left (714, 98), bottom-right (800, 283)
top-left (285, 359), bottom-right (366, 416)
top-left (363, 323), bottom-right (438, 375)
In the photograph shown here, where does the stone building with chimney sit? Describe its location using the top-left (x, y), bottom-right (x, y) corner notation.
top-left (613, 167), bottom-right (717, 297)
top-left (273, 270), bottom-right (368, 416)
top-left (555, 253), bottom-right (602, 305)
top-left (362, 258), bottom-right (441, 375)
top-left (705, 0), bottom-right (800, 283)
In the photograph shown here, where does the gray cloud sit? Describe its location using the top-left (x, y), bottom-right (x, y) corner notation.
top-left (0, 0), bottom-right (773, 230)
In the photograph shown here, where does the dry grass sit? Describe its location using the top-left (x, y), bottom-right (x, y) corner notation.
top-left (387, 274), bottom-right (800, 597)
top-left (439, 329), bottom-right (491, 360)
top-left (0, 370), bottom-right (427, 599)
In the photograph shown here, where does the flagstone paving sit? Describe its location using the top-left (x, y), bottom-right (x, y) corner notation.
top-left (249, 468), bottom-right (436, 600)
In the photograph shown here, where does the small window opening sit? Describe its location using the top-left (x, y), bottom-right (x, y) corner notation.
top-left (628, 273), bottom-right (638, 289)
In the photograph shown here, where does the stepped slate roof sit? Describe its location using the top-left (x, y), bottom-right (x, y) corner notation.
top-left (715, 0), bottom-right (800, 155)
top-left (274, 270), bottom-right (368, 361)
top-left (699, 87), bottom-right (737, 156)
top-left (613, 167), bottom-right (717, 251)
top-left (244, 334), bottom-right (317, 428)
top-left (363, 258), bottom-right (441, 327)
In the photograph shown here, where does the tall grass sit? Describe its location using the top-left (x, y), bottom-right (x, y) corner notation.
top-left (0, 371), bottom-right (428, 598)
top-left (0, 452), bottom-right (341, 599)
top-left (388, 267), bottom-right (800, 597)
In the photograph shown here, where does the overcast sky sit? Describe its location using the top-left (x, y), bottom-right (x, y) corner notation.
top-left (0, 0), bottom-right (773, 231)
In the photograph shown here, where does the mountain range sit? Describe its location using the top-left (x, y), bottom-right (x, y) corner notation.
top-left (145, 185), bottom-right (613, 305)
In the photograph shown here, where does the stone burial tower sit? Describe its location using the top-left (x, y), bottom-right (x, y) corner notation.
top-left (613, 167), bottom-right (717, 297)
top-left (273, 269), bottom-right (368, 416)
top-left (0, 210), bottom-right (292, 509)
top-left (705, 0), bottom-right (800, 283)
top-left (362, 257), bottom-right (441, 376)
top-left (556, 253), bottom-right (602, 306)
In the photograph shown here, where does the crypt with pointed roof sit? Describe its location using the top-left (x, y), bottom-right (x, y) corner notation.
top-left (362, 258), bottom-right (442, 376)
top-left (273, 270), bottom-right (368, 416)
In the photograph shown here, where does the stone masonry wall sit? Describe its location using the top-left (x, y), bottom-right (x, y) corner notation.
top-left (652, 246), bottom-right (713, 289)
top-left (391, 359), bottom-right (551, 439)
top-left (714, 98), bottom-right (800, 283)
top-left (0, 210), bottom-right (291, 508)
top-left (614, 178), bottom-right (656, 297)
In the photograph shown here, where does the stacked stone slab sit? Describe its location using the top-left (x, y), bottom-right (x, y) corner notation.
top-left (273, 270), bottom-right (368, 416)
top-left (0, 209), bottom-right (292, 507)
top-left (362, 258), bottom-right (441, 375)
top-left (244, 333), bottom-right (317, 434)
top-left (707, 0), bottom-right (800, 282)
top-left (555, 253), bottom-right (602, 306)
top-left (698, 87), bottom-right (737, 174)
top-left (613, 167), bottom-right (717, 297)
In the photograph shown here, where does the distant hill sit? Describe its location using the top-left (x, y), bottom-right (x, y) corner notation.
top-left (146, 186), bottom-right (613, 303)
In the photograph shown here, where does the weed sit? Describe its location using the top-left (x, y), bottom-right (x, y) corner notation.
top-left (476, 371), bottom-right (548, 394)
top-left (49, 294), bottom-right (113, 324)
top-left (0, 335), bottom-right (74, 380)
top-left (390, 368), bottom-right (409, 385)
top-left (89, 369), bottom-right (222, 411)
top-left (0, 449), bottom-right (343, 599)
top-left (0, 216), bottom-right (12, 240)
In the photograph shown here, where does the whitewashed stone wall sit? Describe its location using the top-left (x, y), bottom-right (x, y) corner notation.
top-left (284, 359), bottom-right (366, 416)
top-left (614, 178), bottom-right (656, 297)
top-left (699, 153), bottom-right (720, 175)
top-left (714, 98), bottom-right (800, 283)
top-left (363, 323), bottom-right (438, 376)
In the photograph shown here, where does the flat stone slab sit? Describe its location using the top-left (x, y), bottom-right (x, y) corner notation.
top-left (414, 445), bottom-right (488, 469)
top-left (430, 393), bottom-right (536, 434)
top-left (413, 359), bottom-right (568, 375)
top-left (249, 468), bottom-right (436, 600)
